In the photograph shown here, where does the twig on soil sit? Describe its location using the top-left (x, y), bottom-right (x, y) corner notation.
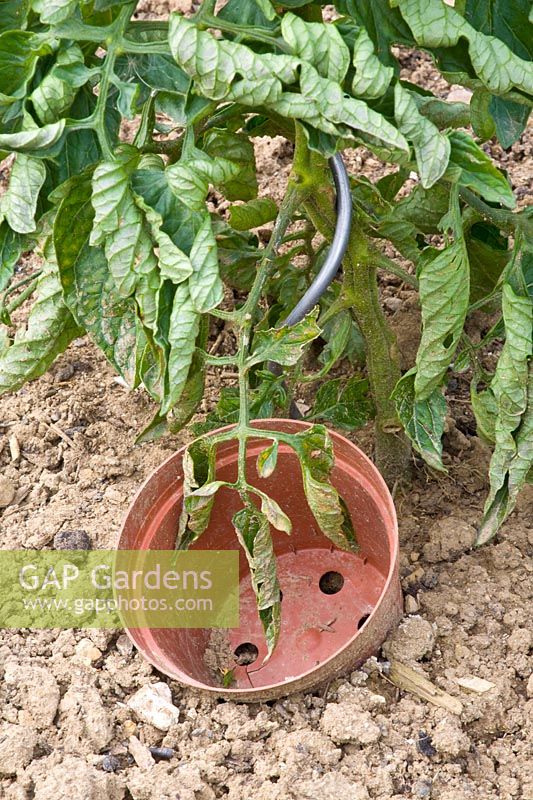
top-left (45, 421), bottom-right (77, 448)
top-left (381, 659), bottom-right (463, 715)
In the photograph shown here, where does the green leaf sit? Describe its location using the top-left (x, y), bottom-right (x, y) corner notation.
top-left (394, 84), bottom-right (450, 188)
top-left (188, 214), bottom-right (223, 313)
top-left (232, 505), bottom-right (281, 659)
top-left (134, 193), bottom-right (193, 285)
top-left (0, 258), bottom-right (82, 396)
top-left (0, 223), bottom-right (22, 292)
top-left (0, 120), bottom-right (65, 154)
top-left (281, 12), bottom-right (350, 83)
top-left (0, 154), bottom-right (45, 234)
top-left (471, 383), bottom-right (497, 445)
top-left (0, 31), bottom-right (52, 101)
top-left (307, 376), bottom-right (374, 430)
top-left (257, 439), bottom-right (278, 478)
top-left (54, 175), bottom-right (139, 385)
top-left (162, 282), bottom-right (200, 414)
top-left (470, 89), bottom-right (496, 141)
top-left (489, 96), bottom-right (530, 149)
top-left (132, 168), bottom-right (204, 254)
top-left (336, 0), bottom-right (414, 66)
top-left (33, 0), bottom-right (77, 24)
top-left (393, 370), bottom-right (447, 471)
top-left (229, 198), bottom-right (278, 231)
top-left (393, 0), bottom-right (533, 96)
top-left (0, 0), bottom-right (30, 33)
top-left (478, 284), bottom-right (532, 543)
top-left (30, 45), bottom-right (83, 125)
top-left (248, 308), bottom-right (321, 367)
top-left (352, 28), bottom-right (394, 99)
top-left (203, 129), bottom-right (258, 201)
top-left (414, 239), bottom-right (470, 399)
top-left (466, 222), bottom-right (510, 304)
top-left (90, 149), bottom-right (140, 244)
top-left (448, 131), bottom-right (516, 209)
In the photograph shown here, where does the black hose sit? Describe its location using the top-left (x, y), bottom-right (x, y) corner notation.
top-left (282, 153), bottom-right (352, 327)
top-left (267, 154), bottom-right (352, 415)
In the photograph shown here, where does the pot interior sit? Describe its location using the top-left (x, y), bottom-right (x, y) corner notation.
top-left (120, 425), bottom-right (396, 692)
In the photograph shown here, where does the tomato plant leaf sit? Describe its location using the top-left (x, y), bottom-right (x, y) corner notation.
top-left (232, 505), bottom-right (281, 659)
top-left (394, 84), bottom-right (450, 188)
top-left (162, 282), bottom-right (200, 414)
top-left (0, 120), bottom-right (65, 153)
top-left (0, 257), bottom-right (81, 395)
top-left (257, 439), bottom-right (279, 479)
top-left (307, 376), bottom-right (374, 431)
top-left (478, 283), bottom-right (533, 543)
top-left (414, 239), bottom-right (470, 400)
top-left (281, 12), bottom-right (351, 83)
top-left (248, 309), bottom-right (321, 367)
top-left (0, 154), bottom-right (46, 234)
top-left (393, 370), bottom-right (447, 471)
top-left (188, 214), bottom-right (223, 313)
top-left (352, 28), bottom-right (394, 99)
top-left (448, 131), bottom-right (516, 209)
top-left (229, 198), bottom-right (278, 231)
top-left (54, 175), bottom-right (139, 385)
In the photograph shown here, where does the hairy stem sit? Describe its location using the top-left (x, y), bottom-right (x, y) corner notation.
top-left (301, 154), bottom-right (411, 486)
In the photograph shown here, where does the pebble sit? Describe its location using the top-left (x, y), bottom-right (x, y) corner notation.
top-left (127, 682), bottom-right (180, 731)
top-left (405, 595), bottom-right (419, 614)
top-left (526, 673), bottom-right (533, 699)
top-left (382, 615), bottom-right (435, 662)
top-left (74, 638), bottom-right (103, 664)
top-left (116, 633), bottom-right (134, 656)
top-left (0, 475), bottom-right (16, 507)
top-left (101, 754), bottom-right (120, 773)
top-left (54, 528), bottom-right (92, 550)
top-left (320, 703), bottom-right (381, 745)
top-left (128, 735), bottom-right (155, 770)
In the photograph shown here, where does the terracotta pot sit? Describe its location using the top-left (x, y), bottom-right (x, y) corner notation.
top-left (118, 420), bottom-right (402, 701)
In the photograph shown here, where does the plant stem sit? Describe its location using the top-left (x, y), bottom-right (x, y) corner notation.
top-left (233, 165), bottom-right (309, 491)
top-left (301, 153), bottom-right (411, 486)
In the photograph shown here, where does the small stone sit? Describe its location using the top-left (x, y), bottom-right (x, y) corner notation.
top-left (74, 638), bottom-right (103, 664)
top-left (102, 754), bottom-right (120, 773)
top-left (3, 662), bottom-right (60, 730)
top-left (116, 634), bottom-right (134, 656)
top-left (526, 673), bottom-right (533, 698)
top-left (123, 720), bottom-right (137, 736)
top-left (0, 475), bottom-right (16, 507)
top-left (417, 730), bottom-right (437, 757)
top-left (320, 703), bottom-right (381, 745)
top-left (0, 723), bottom-right (37, 775)
top-left (104, 486), bottom-right (126, 505)
top-left (382, 615), bottom-right (435, 663)
top-left (127, 683), bottom-right (180, 731)
top-left (405, 595), bottom-right (419, 614)
top-left (129, 735), bottom-right (155, 770)
top-left (507, 628), bottom-right (531, 654)
top-left (54, 529), bottom-right (92, 550)
top-left (456, 675), bottom-right (495, 694)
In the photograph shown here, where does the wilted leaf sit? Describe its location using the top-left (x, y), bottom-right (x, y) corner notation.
top-left (188, 214), bottom-right (223, 313)
top-left (281, 12), bottom-right (350, 83)
top-left (352, 28), bottom-right (394, 99)
top-left (393, 370), bottom-right (447, 471)
top-left (162, 283), bottom-right (200, 414)
top-left (394, 84), bottom-right (450, 188)
top-left (448, 132), bottom-right (516, 209)
top-left (0, 119), bottom-right (65, 153)
top-left (0, 258), bottom-right (81, 395)
top-left (248, 309), bottom-right (321, 367)
top-left (0, 154), bottom-right (45, 234)
top-left (232, 505), bottom-right (281, 658)
top-left (307, 376), bottom-right (374, 430)
top-left (257, 439), bottom-right (279, 479)
top-left (415, 239), bottom-right (469, 399)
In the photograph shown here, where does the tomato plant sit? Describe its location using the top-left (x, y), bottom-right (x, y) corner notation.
top-left (0, 0), bottom-right (531, 653)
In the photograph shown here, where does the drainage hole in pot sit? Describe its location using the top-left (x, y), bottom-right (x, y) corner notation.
top-left (357, 613), bottom-right (370, 629)
top-left (234, 642), bottom-right (259, 666)
top-left (319, 571), bottom-right (344, 595)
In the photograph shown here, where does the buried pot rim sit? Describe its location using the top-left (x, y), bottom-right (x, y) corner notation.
top-left (118, 419), bottom-right (400, 698)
